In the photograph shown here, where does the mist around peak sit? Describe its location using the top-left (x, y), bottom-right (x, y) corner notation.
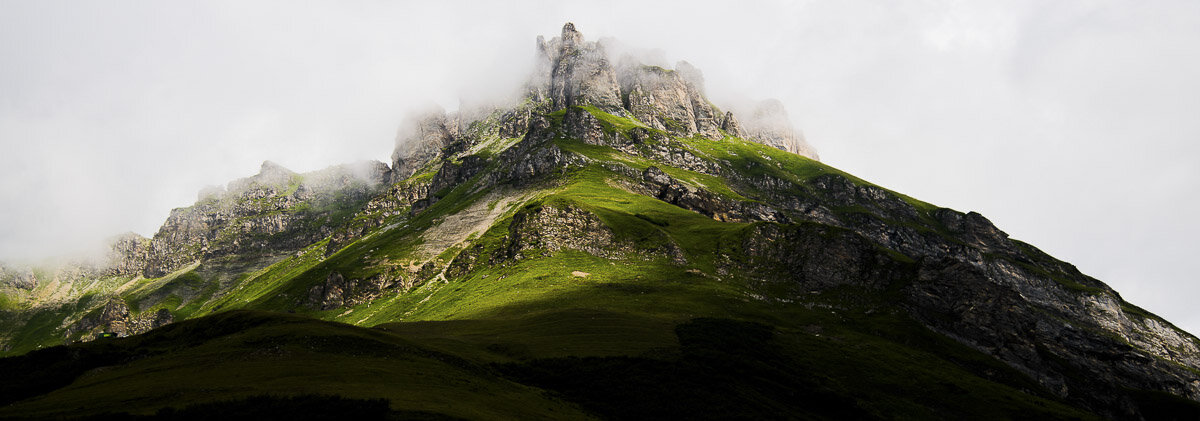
top-left (3, 3), bottom-right (1196, 338)
top-left (391, 21), bottom-right (820, 179)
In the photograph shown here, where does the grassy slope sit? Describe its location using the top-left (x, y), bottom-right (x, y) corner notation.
top-left (0, 311), bottom-right (593, 420)
top-left (0, 305), bottom-right (1096, 420)
top-left (2, 164), bottom-right (1099, 418)
top-left (2, 106), bottom-right (1178, 419)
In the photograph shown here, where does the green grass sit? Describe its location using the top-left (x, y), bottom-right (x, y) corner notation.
top-left (0, 305), bottom-right (1101, 420)
top-left (195, 240), bottom-right (331, 315)
top-left (675, 134), bottom-right (940, 212)
top-left (0, 293), bottom-right (16, 312)
top-left (377, 308), bottom-right (678, 362)
top-left (0, 98), bottom-right (1186, 419)
top-left (0, 311), bottom-right (595, 420)
top-left (554, 138), bottom-right (748, 201)
top-left (578, 105), bottom-right (651, 134)
top-left (2, 303), bottom-right (79, 355)
top-left (546, 165), bottom-right (749, 270)
top-left (567, 105), bottom-right (941, 224)
top-left (500, 314), bottom-right (1097, 420)
top-left (190, 162), bottom-right (506, 317)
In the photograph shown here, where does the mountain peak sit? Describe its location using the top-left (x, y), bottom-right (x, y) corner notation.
top-left (535, 22), bottom-right (623, 113)
top-left (258, 160), bottom-right (292, 177)
top-left (8, 21), bottom-right (1198, 421)
top-left (560, 21), bottom-right (582, 45)
top-left (539, 23), bottom-right (814, 156)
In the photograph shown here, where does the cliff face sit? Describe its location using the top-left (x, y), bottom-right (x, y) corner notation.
top-left (537, 22), bottom-right (625, 113)
top-left (106, 233), bottom-right (149, 277)
top-left (740, 99), bottom-right (819, 159)
top-left (138, 160), bottom-right (390, 278)
top-left (618, 62), bottom-right (723, 140)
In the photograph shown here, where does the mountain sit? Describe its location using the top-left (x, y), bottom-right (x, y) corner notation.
top-left (2, 23), bottom-right (1198, 420)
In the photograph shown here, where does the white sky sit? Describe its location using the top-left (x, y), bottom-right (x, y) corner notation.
top-left (2, 1), bottom-right (1198, 334)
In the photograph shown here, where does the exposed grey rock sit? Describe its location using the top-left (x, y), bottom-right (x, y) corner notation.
top-left (720, 111), bottom-right (745, 138)
top-left (228, 160), bottom-right (294, 193)
top-left (676, 61), bottom-right (724, 140)
top-left (735, 222), bottom-right (907, 293)
top-left (308, 270), bottom-right (399, 310)
top-left (903, 256), bottom-right (1200, 418)
top-left (325, 177), bottom-right (432, 257)
top-left (468, 115), bottom-right (583, 190)
top-left (637, 166), bottom-right (783, 223)
top-left (506, 204), bottom-right (630, 260)
top-left (64, 297), bottom-right (172, 341)
top-left (197, 185), bottom-right (224, 202)
top-left (749, 171), bottom-right (1200, 417)
top-left (616, 61), bottom-right (722, 140)
top-left (619, 65), bottom-right (699, 135)
top-left (97, 298), bottom-right (130, 335)
top-left (14, 22), bottom-right (1194, 420)
top-left (612, 147), bottom-right (1200, 416)
top-left (106, 232), bottom-right (149, 276)
top-left (0, 265), bottom-right (36, 290)
top-left (140, 161), bottom-right (388, 277)
top-left (536, 23), bottom-right (624, 114)
top-left (447, 202), bottom-right (685, 279)
top-left (738, 99), bottom-right (819, 160)
top-left (391, 108), bottom-right (458, 182)
top-left (674, 60), bottom-right (705, 92)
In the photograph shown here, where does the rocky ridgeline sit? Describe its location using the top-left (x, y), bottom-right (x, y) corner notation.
top-left (375, 24), bottom-right (1200, 416)
top-left (3, 22), bottom-right (1197, 419)
top-left (515, 102), bottom-right (1200, 415)
top-left (390, 22), bottom-right (817, 187)
top-left (723, 175), bottom-right (1200, 412)
top-left (111, 160), bottom-right (390, 279)
top-left (0, 160), bottom-right (391, 349)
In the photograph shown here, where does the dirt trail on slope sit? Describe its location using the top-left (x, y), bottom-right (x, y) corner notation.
top-left (415, 189), bottom-right (531, 262)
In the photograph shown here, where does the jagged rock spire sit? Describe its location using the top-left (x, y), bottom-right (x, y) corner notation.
top-left (536, 22), bottom-right (624, 113)
top-left (560, 22), bottom-right (582, 46)
top-left (395, 21), bottom-right (820, 176)
top-left (530, 23), bottom-right (817, 158)
top-left (721, 111), bottom-right (745, 138)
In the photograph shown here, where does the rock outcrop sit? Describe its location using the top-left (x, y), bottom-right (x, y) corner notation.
top-left (65, 298), bottom-right (173, 341)
top-left (391, 108), bottom-right (458, 182)
top-left (106, 232), bottom-right (149, 276)
top-left (738, 99), bottom-right (818, 159)
top-left (754, 171), bottom-right (1200, 417)
top-left (0, 265), bottom-right (36, 291)
top-left (503, 23), bottom-right (815, 159)
top-left (637, 166), bottom-right (783, 223)
top-left (140, 160), bottom-right (390, 277)
top-left (308, 270), bottom-right (403, 311)
top-left (617, 61), bottom-right (723, 139)
top-left (535, 23), bottom-right (624, 114)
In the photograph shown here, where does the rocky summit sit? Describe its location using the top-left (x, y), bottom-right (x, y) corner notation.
top-left (1, 23), bottom-right (1198, 420)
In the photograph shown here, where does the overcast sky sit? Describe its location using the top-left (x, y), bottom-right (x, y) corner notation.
top-left (2, 1), bottom-right (1198, 333)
